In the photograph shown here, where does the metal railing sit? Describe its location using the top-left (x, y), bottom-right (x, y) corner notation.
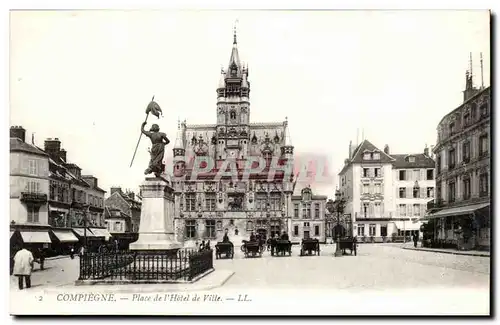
top-left (79, 248), bottom-right (213, 282)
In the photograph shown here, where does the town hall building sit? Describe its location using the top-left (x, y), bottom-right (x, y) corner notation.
top-left (171, 32), bottom-right (295, 245)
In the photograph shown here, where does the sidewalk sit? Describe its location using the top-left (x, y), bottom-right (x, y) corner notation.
top-left (401, 243), bottom-right (490, 257)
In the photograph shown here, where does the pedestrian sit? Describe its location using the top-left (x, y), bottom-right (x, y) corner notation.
top-left (38, 248), bottom-right (45, 270)
top-left (12, 244), bottom-right (34, 290)
top-left (413, 233), bottom-right (418, 248)
top-left (79, 246), bottom-right (85, 257)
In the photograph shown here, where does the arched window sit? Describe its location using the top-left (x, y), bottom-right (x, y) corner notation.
top-left (230, 110), bottom-right (236, 120)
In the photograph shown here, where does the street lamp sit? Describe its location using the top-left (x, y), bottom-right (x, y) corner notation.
top-left (326, 190), bottom-right (346, 257)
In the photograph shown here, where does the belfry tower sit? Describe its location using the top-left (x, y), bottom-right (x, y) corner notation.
top-left (215, 28), bottom-right (251, 161)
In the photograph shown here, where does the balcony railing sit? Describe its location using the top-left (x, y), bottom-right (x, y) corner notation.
top-left (20, 192), bottom-right (48, 203)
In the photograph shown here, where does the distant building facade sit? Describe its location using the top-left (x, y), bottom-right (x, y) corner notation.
top-left (290, 187), bottom-right (328, 242)
top-left (104, 187), bottom-right (141, 233)
top-left (427, 70), bottom-right (491, 250)
top-left (339, 140), bottom-right (435, 241)
top-left (10, 126), bottom-right (50, 231)
top-left (44, 138), bottom-right (106, 231)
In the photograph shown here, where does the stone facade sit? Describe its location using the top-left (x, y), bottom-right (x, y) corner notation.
top-left (429, 76), bottom-right (491, 250)
top-left (10, 126), bottom-right (50, 227)
top-left (339, 139), bottom-right (435, 241)
top-left (171, 33), bottom-right (294, 245)
top-left (290, 187), bottom-right (327, 242)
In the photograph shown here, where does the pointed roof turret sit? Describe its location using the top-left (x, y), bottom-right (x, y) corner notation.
top-left (284, 117), bottom-right (292, 146)
top-left (174, 119), bottom-right (184, 149)
top-left (226, 27), bottom-right (242, 78)
top-left (218, 68), bottom-right (226, 89)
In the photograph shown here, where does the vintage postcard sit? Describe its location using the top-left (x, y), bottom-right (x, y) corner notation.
top-left (7, 8), bottom-right (491, 316)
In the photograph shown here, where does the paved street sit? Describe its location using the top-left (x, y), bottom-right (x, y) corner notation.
top-left (10, 256), bottom-right (80, 290)
top-left (10, 244), bottom-right (489, 292)
top-left (219, 244), bottom-right (490, 290)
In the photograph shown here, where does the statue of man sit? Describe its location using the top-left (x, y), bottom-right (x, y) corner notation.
top-left (141, 122), bottom-right (170, 177)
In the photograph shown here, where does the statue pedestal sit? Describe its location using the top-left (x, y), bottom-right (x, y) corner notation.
top-left (130, 176), bottom-right (181, 252)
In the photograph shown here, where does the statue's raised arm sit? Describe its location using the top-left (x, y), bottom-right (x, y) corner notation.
top-left (162, 132), bottom-right (170, 145)
top-left (141, 122), bottom-right (152, 138)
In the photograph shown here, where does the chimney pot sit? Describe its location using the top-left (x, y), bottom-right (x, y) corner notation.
top-left (383, 144), bottom-right (390, 154)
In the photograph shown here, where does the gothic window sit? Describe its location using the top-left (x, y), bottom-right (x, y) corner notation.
top-left (205, 220), bottom-right (216, 238)
top-left (185, 220), bottom-right (196, 238)
top-left (230, 110), bottom-right (236, 120)
top-left (205, 193), bottom-right (216, 211)
top-left (251, 134), bottom-right (258, 144)
top-left (186, 193), bottom-right (196, 211)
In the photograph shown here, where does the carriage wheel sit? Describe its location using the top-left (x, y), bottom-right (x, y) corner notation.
top-left (240, 246), bottom-right (245, 252)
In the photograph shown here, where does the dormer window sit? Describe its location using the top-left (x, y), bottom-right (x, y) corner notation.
top-left (373, 152), bottom-right (380, 160)
top-left (363, 153), bottom-right (371, 160)
top-left (230, 63), bottom-right (238, 77)
top-left (408, 156), bottom-right (415, 163)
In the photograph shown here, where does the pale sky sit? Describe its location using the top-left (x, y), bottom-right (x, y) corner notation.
top-left (10, 10), bottom-right (490, 197)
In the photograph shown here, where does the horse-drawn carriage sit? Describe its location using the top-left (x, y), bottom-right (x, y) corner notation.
top-left (215, 241), bottom-right (234, 259)
top-left (300, 238), bottom-right (320, 256)
top-left (338, 237), bottom-right (357, 256)
top-left (241, 240), bottom-right (264, 258)
top-left (271, 239), bottom-right (292, 256)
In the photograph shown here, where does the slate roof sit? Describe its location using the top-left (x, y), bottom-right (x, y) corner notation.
top-left (339, 139), bottom-right (435, 175)
top-left (391, 154), bottom-right (435, 169)
top-left (10, 138), bottom-right (48, 157)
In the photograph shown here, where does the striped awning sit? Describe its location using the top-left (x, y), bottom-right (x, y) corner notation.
top-left (391, 221), bottom-right (422, 231)
top-left (51, 230), bottom-right (79, 243)
top-left (89, 228), bottom-right (112, 239)
top-left (425, 203), bottom-right (490, 219)
top-left (20, 231), bottom-right (52, 243)
top-left (72, 228), bottom-right (96, 237)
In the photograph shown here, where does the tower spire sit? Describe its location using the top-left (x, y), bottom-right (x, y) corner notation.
top-left (233, 19), bottom-right (238, 44)
top-left (480, 52), bottom-right (484, 89)
top-left (469, 52), bottom-right (473, 87)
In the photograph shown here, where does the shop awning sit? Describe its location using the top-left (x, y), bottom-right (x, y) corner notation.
top-left (89, 228), bottom-right (112, 239)
top-left (72, 228), bottom-right (96, 237)
top-left (49, 206), bottom-right (68, 213)
top-left (392, 221), bottom-right (422, 231)
top-left (425, 203), bottom-right (490, 219)
top-left (51, 230), bottom-right (79, 243)
top-left (20, 231), bottom-right (52, 244)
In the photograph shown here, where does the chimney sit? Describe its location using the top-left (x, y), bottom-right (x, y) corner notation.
top-left (384, 144), bottom-right (390, 154)
top-left (44, 138), bottom-right (62, 158)
top-left (127, 191), bottom-right (135, 201)
top-left (344, 159), bottom-right (350, 165)
top-left (10, 126), bottom-right (26, 142)
top-left (424, 146), bottom-right (429, 157)
top-left (82, 176), bottom-right (98, 188)
top-left (110, 187), bottom-right (122, 196)
top-left (59, 149), bottom-right (67, 162)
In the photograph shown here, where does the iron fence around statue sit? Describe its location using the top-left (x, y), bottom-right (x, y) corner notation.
top-left (78, 248), bottom-right (213, 282)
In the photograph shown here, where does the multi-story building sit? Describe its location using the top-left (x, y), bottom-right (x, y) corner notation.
top-left (104, 207), bottom-right (131, 234)
top-left (427, 67), bottom-right (491, 250)
top-left (105, 187), bottom-right (141, 233)
top-left (10, 126), bottom-right (51, 247)
top-left (44, 137), bottom-right (109, 244)
top-left (338, 139), bottom-right (435, 241)
top-left (172, 32), bottom-right (294, 245)
top-left (391, 147), bottom-right (436, 238)
top-left (291, 186), bottom-right (327, 242)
